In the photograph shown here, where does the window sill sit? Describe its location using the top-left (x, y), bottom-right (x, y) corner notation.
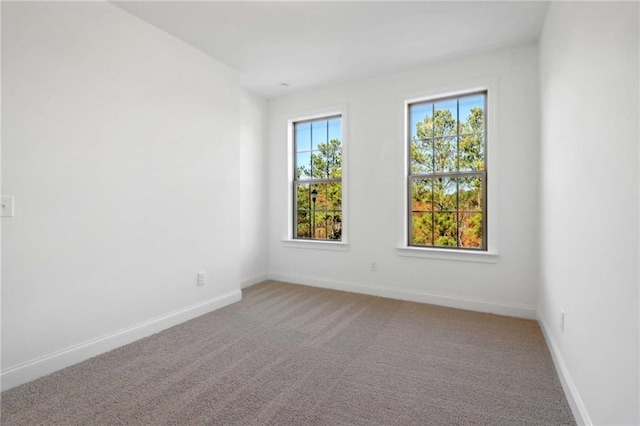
top-left (396, 246), bottom-right (499, 263)
top-left (282, 239), bottom-right (349, 251)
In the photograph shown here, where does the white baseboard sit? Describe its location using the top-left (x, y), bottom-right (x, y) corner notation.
top-left (241, 273), bottom-right (268, 289)
top-left (537, 312), bottom-right (591, 426)
top-left (268, 272), bottom-right (537, 320)
top-left (1, 290), bottom-right (242, 391)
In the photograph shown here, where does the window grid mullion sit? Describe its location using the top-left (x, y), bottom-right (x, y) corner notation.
top-left (325, 120), bottom-right (329, 178)
top-left (294, 178), bottom-right (341, 184)
top-left (431, 178), bottom-right (435, 246)
top-left (456, 177), bottom-right (460, 248)
top-left (431, 103), bottom-right (435, 174)
top-left (456, 98), bottom-right (460, 173)
top-left (409, 171), bottom-right (485, 179)
top-left (456, 99), bottom-right (460, 248)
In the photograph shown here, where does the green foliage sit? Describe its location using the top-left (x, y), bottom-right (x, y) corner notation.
top-left (297, 138), bottom-right (342, 179)
top-left (413, 107), bottom-right (485, 173)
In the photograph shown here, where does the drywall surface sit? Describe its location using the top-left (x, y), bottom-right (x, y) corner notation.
top-left (539, 2), bottom-right (639, 424)
top-left (267, 44), bottom-right (540, 315)
top-left (2, 2), bottom-right (241, 382)
top-left (239, 89), bottom-right (268, 287)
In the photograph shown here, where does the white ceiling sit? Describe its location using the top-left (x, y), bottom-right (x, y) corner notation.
top-left (113, 1), bottom-right (549, 98)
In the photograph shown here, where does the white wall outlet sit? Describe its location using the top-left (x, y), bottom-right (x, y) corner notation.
top-left (1, 196), bottom-right (15, 217)
top-left (560, 310), bottom-right (565, 333)
top-left (197, 271), bottom-right (206, 286)
top-left (370, 261), bottom-right (377, 272)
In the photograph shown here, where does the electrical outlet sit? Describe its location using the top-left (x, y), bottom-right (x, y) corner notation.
top-left (370, 261), bottom-right (377, 272)
top-left (1, 196), bottom-right (14, 217)
top-left (560, 310), bottom-right (565, 333)
top-left (197, 271), bottom-right (206, 286)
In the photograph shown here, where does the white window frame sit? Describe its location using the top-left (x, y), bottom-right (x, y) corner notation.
top-left (283, 105), bottom-right (348, 251)
top-left (397, 80), bottom-right (499, 263)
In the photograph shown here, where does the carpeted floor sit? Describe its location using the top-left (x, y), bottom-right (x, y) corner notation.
top-left (1, 281), bottom-right (575, 425)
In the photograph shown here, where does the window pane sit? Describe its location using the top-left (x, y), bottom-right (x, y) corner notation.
top-left (412, 212), bottom-right (433, 246)
top-left (433, 100), bottom-right (457, 137)
top-left (295, 151), bottom-right (311, 180)
top-left (310, 183), bottom-right (327, 239)
top-left (328, 182), bottom-right (342, 211)
top-left (311, 151), bottom-right (325, 179)
top-left (312, 211), bottom-right (342, 241)
top-left (296, 183), bottom-right (310, 212)
top-left (411, 178), bottom-right (433, 212)
top-left (327, 212), bottom-right (342, 240)
top-left (325, 139), bottom-right (342, 178)
top-left (328, 118), bottom-right (341, 142)
top-left (458, 176), bottom-right (483, 211)
top-left (411, 139), bottom-right (434, 174)
top-left (410, 103), bottom-right (433, 140)
top-left (295, 184), bottom-right (311, 240)
top-left (433, 177), bottom-right (457, 211)
top-left (433, 212), bottom-right (457, 247)
top-left (433, 137), bottom-right (457, 172)
top-left (295, 122), bottom-right (311, 152)
top-left (459, 212), bottom-right (483, 248)
top-left (312, 120), bottom-right (328, 150)
top-left (459, 133), bottom-right (485, 171)
top-left (459, 95), bottom-right (485, 135)
top-left (314, 212), bottom-right (328, 239)
top-left (310, 182), bottom-right (328, 210)
top-left (297, 210), bottom-right (310, 239)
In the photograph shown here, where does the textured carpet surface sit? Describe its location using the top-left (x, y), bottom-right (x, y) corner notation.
top-left (1, 281), bottom-right (574, 425)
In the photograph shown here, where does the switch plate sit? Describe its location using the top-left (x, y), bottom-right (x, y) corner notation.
top-left (1, 196), bottom-right (14, 217)
top-left (560, 310), bottom-right (565, 333)
top-left (197, 271), bottom-right (206, 286)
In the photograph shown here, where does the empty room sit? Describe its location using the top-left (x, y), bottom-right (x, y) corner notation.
top-left (1, 1), bottom-right (638, 425)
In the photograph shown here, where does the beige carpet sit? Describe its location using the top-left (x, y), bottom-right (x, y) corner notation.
top-left (1, 281), bottom-right (574, 425)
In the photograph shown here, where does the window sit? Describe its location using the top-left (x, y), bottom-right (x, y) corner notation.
top-left (293, 115), bottom-right (342, 241)
top-left (408, 92), bottom-right (487, 250)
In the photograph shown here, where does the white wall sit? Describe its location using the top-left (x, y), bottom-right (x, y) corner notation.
top-left (239, 89), bottom-right (268, 287)
top-left (538, 2), bottom-right (639, 425)
top-left (2, 2), bottom-right (242, 388)
top-left (267, 44), bottom-right (540, 317)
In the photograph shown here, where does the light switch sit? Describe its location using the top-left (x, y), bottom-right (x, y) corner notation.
top-left (1, 196), bottom-right (15, 217)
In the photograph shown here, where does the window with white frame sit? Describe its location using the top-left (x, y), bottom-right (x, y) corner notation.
top-left (407, 91), bottom-right (487, 250)
top-left (293, 115), bottom-right (342, 241)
